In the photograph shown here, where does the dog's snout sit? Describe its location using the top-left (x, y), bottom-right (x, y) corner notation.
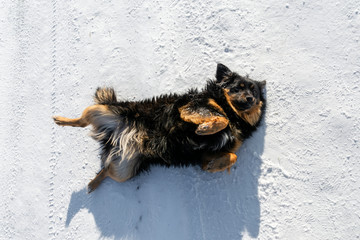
top-left (246, 97), bottom-right (254, 103)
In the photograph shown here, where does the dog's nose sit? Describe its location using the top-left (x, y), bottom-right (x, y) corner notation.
top-left (246, 97), bottom-right (254, 103)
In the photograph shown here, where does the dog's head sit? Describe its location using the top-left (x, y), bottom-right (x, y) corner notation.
top-left (215, 63), bottom-right (266, 113)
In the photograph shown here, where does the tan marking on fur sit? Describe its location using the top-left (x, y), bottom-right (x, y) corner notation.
top-left (240, 83), bottom-right (245, 88)
top-left (88, 168), bottom-right (108, 193)
top-left (208, 99), bottom-right (226, 116)
top-left (179, 103), bottom-right (229, 135)
top-left (204, 138), bottom-right (243, 174)
top-left (239, 101), bottom-right (263, 126)
top-left (195, 117), bottom-right (229, 135)
top-left (223, 89), bottom-right (263, 126)
top-left (223, 89), bottom-right (240, 115)
top-left (201, 152), bottom-right (237, 173)
top-left (179, 104), bottom-right (205, 124)
top-left (53, 104), bottom-right (110, 127)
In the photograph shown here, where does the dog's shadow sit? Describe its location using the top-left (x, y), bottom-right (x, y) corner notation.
top-left (66, 122), bottom-right (266, 239)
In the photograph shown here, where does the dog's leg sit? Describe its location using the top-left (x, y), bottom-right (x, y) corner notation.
top-left (53, 104), bottom-right (109, 127)
top-left (179, 102), bottom-right (229, 135)
top-left (105, 160), bottom-right (136, 183)
top-left (87, 156), bottom-right (138, 193)
top-left (53, 115), bottom-right (87, 127)
top-left (201, 152), bottom-right (237, 173)
top-left (88, 168), bottom-right (109, 193)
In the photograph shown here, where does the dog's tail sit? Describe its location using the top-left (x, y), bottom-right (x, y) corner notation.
top-left (94, 87), bottom-right (117, 104)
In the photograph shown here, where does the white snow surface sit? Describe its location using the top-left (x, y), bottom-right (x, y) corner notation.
top-left (1, 0), bottom-right (359, 239)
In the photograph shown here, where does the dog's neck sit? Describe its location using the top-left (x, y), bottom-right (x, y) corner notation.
top-left (238, 101), bottom-right (263, 126)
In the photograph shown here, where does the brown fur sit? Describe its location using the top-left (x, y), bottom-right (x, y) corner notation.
top-left (53, 63), bottom-right (266, 193)
top-left (202, 152), bottom-right (237, 173)
top-left (208, 99), bottom-right (227, 115)
top-left (53, 105), bottom-right (110, 127)
top-left (179, 102), bottom-right (229, 135)
top-left (239, 101), bottom-right (263, 126)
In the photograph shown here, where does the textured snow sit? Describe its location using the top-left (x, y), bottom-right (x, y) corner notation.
top-left (1, 0), bottom-right (359, 239)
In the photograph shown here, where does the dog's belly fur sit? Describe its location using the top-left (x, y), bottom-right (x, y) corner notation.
top-left (91, 113), bottom-right (147, 181)
top-left (89, 103), bottom-right (238, 181)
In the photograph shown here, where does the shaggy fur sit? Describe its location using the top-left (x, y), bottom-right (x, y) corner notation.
top-left (53, 63), bottom-right (266, 193)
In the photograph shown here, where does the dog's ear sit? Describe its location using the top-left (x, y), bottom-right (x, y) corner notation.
top-left (216, 63), bottom-right (232, 82)
top-left (258, 80), bottom-right (266, 90)
top-left (257, 80), bottom-right (267, 99)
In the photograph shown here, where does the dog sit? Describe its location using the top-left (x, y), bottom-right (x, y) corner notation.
top-left (53, 63), bottom-right (266, 193)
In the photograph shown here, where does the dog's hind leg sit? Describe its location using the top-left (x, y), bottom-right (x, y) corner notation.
top-left (88, 153), bottom-right (141, 192)
top-left (87, 168), bottom-right (109, 193)
top-left (53, 104), bottom-right (109, 127)
top-left (201, 152), bottom-right (238, 173)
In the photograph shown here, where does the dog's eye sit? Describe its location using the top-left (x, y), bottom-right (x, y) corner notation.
top-left (231, 85), bottom-right (245, 92)
top-left (230, 87), bottom-right (239, 93)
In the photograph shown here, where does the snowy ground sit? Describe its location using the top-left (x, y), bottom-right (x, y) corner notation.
top-left (1, 0), bottom-right (359, 239)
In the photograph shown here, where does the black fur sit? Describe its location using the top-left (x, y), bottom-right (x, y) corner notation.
top-left (54, 63), bottom-right (266, 191)
top-left (95, 64), bottom-right (266, 175)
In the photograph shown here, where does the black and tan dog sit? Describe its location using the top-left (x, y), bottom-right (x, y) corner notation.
top-left (53, 63), bottom-right (266, 193)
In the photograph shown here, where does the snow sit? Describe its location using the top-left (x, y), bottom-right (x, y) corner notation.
top-left (1, 0), bottom-right (359, 239)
